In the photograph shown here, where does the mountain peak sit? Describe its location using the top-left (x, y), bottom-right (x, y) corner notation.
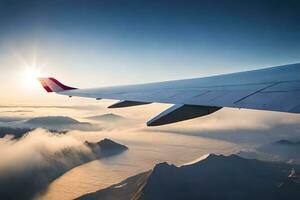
top-left (86, 113), bottom-right (125, 122)
top-left (85, 138), bottom-right (128, 157)
top-left (152, 162), bottom-right (176, 172)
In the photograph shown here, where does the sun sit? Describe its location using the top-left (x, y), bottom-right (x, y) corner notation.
top-left (22, 67), bottom-right (41, 89)
top-left (24, 67), bottom-right (40, 80)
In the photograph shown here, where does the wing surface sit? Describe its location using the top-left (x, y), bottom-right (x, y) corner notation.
top-left (39, 63), bottom-right (300, 126)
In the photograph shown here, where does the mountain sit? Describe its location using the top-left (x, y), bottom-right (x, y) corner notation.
top-left (0, 127), bottom-right (32, 138)
top-left (76, 171), bottom-right (151, 200)
top-left (0, 116), bottom-right (26, 123)
top-left (24, 116), bottom-right (100, 131)
top-left (85, 138), bottom-right (128, 157)
top-left (86, 114), bottom-right (126, 122)
top-left (26, 116), bottom-right (81, 126)
top-left (77, 154), bottom-right (300, 200)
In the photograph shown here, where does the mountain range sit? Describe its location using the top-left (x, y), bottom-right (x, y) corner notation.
top-left (77, 154), bottom-right (300, 200)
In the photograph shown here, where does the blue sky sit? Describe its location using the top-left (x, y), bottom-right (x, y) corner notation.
top-left (0, 0), bottom-right (300, 104)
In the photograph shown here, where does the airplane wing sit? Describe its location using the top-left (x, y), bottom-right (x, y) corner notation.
top-left (38, 63), bottom-right (300, 126)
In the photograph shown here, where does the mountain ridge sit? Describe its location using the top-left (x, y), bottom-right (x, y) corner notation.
top-left (77, 154), bottom-right (300, 200)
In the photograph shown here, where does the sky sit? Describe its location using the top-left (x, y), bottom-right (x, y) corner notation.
top-left (0, 0), bottom-right (300, 105)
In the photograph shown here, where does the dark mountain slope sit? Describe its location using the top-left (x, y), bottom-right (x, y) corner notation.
top-left (78, 154), bottom-right (300, 200)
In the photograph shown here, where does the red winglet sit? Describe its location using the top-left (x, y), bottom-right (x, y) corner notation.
top-left (38, 77), bottom-right (77, 93)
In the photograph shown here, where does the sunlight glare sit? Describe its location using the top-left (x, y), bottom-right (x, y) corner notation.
top-left (22, 66), bottom-right (41, 90)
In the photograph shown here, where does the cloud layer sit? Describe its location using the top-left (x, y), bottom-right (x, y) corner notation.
top-left (0, 129), bottom-right (94, 200)
top-left (147, 108), bottom-right (300, 144)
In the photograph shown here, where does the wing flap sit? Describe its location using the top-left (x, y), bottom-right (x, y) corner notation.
top-left (108, 100), bottom-right (151, 108)
top-left (263, 81), bottom-right (300, 92)
top-left (147, 104), bottom-right (222, 126)
top-left (233, 81), bottom-right (300, 113)
top-left (234, 91), bottom-right (300, 113)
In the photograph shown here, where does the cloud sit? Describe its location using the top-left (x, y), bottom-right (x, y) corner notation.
top-left (24, 116), bottom-right (101, 131)
top-left (146, 108), bottom-right (300, 144)
top-left (0, 129), bottom-right (95, 200)
top-left (0, 116), bottom-right (103, 132)
top-left (0, 105), bottom-right (102, 110)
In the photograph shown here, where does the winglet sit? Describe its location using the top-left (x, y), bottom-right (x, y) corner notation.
top-left (38, 77), bottom-right (77, 93)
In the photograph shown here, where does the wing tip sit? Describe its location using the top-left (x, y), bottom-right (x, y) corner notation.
top-left (38, 77), bottom-right (77, 93)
